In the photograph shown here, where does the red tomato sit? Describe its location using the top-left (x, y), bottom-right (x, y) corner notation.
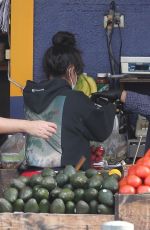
top-left (137, 185), bottom-right (150, 194)
top-left (128, 165), bottom-right (137, 175)
top-left (119, 185), bottom-right (136, 194)
top-left (144, 175), bottom-right (150, 186)
top-left (135, 165), bottom-right (150, 178)
top-left (142, 158), bottom-right (150, 168)
top-left (119, 177), bottom-right (127, 187)
top-left (136, 158), bottom-right (144, 165)
top-left (144, 149), bottom-right (150, 158)
top-left (126, 175), bottom-right (142, 188)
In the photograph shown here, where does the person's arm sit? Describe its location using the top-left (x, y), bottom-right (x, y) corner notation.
top-left (0, 117), bottom-right (57, 139)
top-left (121, 90), bottom-right (150, 117)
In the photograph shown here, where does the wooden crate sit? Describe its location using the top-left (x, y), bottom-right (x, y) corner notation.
top-left (115, 194), bottom-right (150, 230)
top-left (0, 213), bottom-right (114, 230)
top-left (0, 169), bottom-right (19, 197)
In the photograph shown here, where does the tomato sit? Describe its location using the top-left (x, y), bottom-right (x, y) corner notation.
top-left (137, 185), bottom-right (150, 194)
top-left (126, 175), bottom-right (142, 188)
top-left (136, 158), bottom-right (144, 165)
top-left (119, 185), bottom-right (136, 194)
top-left (142, 158), bottom-right (150, 168)
top-left (128, 165), bottom-right (137, 176)
top-left (119, 177), bottom-right (127, 187)
top-left (144, 149), bottom-right (150, 158)
top-left (144, 175), bottom-right (150, 186)
top-left (135, 165), bottom-right (150, 178)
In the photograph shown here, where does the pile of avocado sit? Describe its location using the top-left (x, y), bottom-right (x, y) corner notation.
top-left (0, 166), bottom-right (119, 214)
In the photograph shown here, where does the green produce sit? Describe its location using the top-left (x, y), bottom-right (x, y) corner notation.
top-left (11, 179), bottom-right (25, 190)
top-left (42, 168), bottom-right (56, 177)
top-left (63, 165), bottom-right (76, 178)
top-left (97, 204), bottom-right (113, 214)
top-left (76, 200), bottom-right (90, 214)
top-left (4, 187), bottom-right (18, 203)
top-left (32, 185), bottom-right (41, 194)
top-left (0, 198), bottom-right (13, 212)
top-left (18, 176), bottom-right (29, 185)
top-left (41, 176), bottom-right (57, 191)
top-left (70, 173), bottom-right (88, 189)
top-left (66, 201), bottom-right (75, 213)
top-left (24, 198), bottom-right (39, 213)
top-left (13, 199), bottom-right (24, 212)
top-left (39, 199), bottom-right (50, 213)
top-left (89, 200), bottom-right (98, 214)
top-left (87, 174), bottom-right (103, 190)
top-left (33, 188), bottom-right (49, 201)
top-left (58, 188), bottom-right (74, 202)
top-left (29, 174), bottom-right (43, 187)
top-left (63, 183), bottom-right (73, 190)
top-left (84, 188), bottom-right (98, 202)
top-left (85, 168), bottom-right (98, 178)
top-left (56, 173), bottom-right (68, 187)
top-left (74, 188), bottom-right (84, 203)
top-left (98, 189), bottom-right (114, 207)
top-left (50, 198), bottom-right (65, 214)
top-left (102, 176), bottom-right (119, 193)
top-left (50, 187), bottom-right (62, 200)
top-left (19, 186), bottom-right (33, 202)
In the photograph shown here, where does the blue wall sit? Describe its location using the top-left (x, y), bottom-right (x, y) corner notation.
top-left (11, 0), bottom-right (150, 118)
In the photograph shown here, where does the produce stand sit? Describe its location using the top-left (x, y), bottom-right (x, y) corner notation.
top-left (0, 213), bottom-right (114, 230)
top-left (115, 194), bottom-right (150, 230)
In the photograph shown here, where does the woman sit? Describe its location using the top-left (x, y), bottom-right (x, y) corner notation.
top-left (23, 31), bottom-right (115, 169)
top-left (0, 117), bottom-right (57, 139)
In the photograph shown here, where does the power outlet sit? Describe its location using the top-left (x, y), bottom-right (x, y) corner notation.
top-left (104, 14), bottom-right (124, 28)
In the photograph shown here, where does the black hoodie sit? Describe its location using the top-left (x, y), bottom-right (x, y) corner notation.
top-left (23, 78), bottom-right (115, 169)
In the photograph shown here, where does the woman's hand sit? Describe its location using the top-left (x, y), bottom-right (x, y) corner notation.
top-left (25, 120), bottom-right (57, 139)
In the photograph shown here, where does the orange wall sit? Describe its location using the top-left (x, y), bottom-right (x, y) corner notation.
top-left (10, 0), bottom-right (34, 96)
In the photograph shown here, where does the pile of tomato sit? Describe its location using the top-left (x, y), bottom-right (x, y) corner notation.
top-left (119, 149), bottom-right (150, 194)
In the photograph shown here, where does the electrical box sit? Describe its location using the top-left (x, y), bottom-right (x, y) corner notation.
top-left (121, 57), bottom-right (150, 74)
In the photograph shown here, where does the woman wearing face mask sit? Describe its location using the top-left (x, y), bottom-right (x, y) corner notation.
top-left (23, 31), bottom-right (116, 169)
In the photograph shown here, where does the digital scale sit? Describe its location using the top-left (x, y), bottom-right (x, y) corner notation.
top-left (121, 56), bottom-right (150, 74)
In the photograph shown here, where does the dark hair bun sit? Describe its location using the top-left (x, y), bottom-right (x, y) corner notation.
top-left (52, 31), bottom-right (76, 47)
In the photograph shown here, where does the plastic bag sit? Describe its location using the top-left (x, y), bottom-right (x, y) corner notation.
top-left (0, 133), bottom-right (26, 169)
top-left (102, 115), bottom-right (127, 164)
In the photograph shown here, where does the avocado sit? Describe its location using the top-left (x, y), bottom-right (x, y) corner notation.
top-left (42, 168), bottom-right (56, 177)
top-left (56, 173), bottom-right (68, 187)
top-left (18, 176), bottom-right (29, 185)
top-left (85, 168), bottom-right (98, 178)
top-left (58, 188), bottom-right (74, 202)
top-left (39, 199), bottom-right (50, 213)
top-left (13, 199), bottom-right (24, 212)
top-left (63, 183), bottom-right (73, 190)
top-left (98, 189), bottom-right (114, 207)
top-left (74, 188), bottom-right (84, 203)
top-left (66, 201), bottom-right (75, 213)
top-left (33, 187), bottom-right (49, 201)
top-left (87, 174), bottom-right (103, 190)
top-left (24, 198), bottom-right (39, 213)
top-left (32, 185), bottom-right (41, 194)
top-left (4, 187), bottom-right (18, 203)
top-left (41, 176), bottom-right (57, 191)
top-left (50, 187), bottom-right (62, 200)
top-left (19, 186), bottom-right (33, 202)
top-left (0, 198), bottom-right (13, 212)
top-left (63, 165), bottom-right (76, 178)
top-left (11, 179), bottom-right (25, 190)
top-left (84, 188), bottom-right (98, 202)
top-left (50, 198), bottom-right (65, 214)
top-left (70, 173), bottom-right (88, 189)
top-left (102, 176), bottom-right (119, 193)
top-left (29, 174), bottom-right (43, 187)
top-left (97, 204), bottom-right (114, 214)
top-left (89, 200), bottom-right (98, 214)
top-left (76, 200), bottom-right (90, 214)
